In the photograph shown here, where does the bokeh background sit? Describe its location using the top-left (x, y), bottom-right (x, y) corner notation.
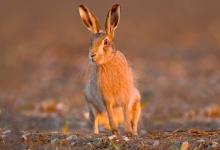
top-left (0, 0), bottom-right (220, 133)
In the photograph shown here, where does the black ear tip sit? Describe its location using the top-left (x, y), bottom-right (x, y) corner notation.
top-left (112, 4), bottom-right (121, 9)
top-left (79, 4), bottom-right (85, 9)
top-left (113, 3), bottom-right (120, 6)
top-left (79, 5), bottom-right (88, 12)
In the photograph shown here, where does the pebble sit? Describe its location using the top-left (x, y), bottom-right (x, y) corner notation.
top-left (2, 130), bottom-right (11, 135)
top-left (51, 138), bottom-right (58, 144)
top-left (108, 135), bottom-right (116, 140)
top-left (153, 140), bottom-right (160, 146)
top-left (122, 136), bottom-right (129, 141)
top-left (212, 141), bottom-right (218, 148)
top-left (197, 139), bottom-right (205, 143)
top-left (66, 135), bottom-right (78, 141)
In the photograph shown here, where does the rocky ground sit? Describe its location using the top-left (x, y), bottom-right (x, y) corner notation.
top-left (1, 0), bottom-right (220, 149)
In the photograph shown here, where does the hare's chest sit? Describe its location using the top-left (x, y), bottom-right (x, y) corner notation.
top-left (84, 75), bottom-right (106, 112)
top-left (98, 67), bottom-right (130, 101)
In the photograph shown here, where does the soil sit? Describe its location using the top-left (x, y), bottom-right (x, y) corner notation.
top-left (0, 0), bottom-right (220, 149)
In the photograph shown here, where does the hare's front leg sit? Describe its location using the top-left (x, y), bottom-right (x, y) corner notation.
top-left (93, 116), bottom-right (99, 134)
top-left (88, 103), bottom-right (99, 134)
top-left (123, 104), bottom-right (133, 136)
top-left (105, 102), bottom-right (119, 135)
top-left (131, 101), bottom-right (141, 135)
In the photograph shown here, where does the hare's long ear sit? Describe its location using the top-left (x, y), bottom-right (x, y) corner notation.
top-left (105, 4), bottom-right (121, 38)
top-left (79, 5), bottom-right (100, 33)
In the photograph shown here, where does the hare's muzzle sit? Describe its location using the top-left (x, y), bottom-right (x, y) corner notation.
top-left (91, 54), bottom-right (96, 58)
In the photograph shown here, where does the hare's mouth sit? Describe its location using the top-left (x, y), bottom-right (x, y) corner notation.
top-left (92, 58), bottom-right (96, 62)
top-left (91, 57), bottom-right (96, 62)
top-left (90, 54), bottom-right (97, 62)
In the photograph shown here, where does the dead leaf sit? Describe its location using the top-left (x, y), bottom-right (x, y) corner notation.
top-left (39, 100), bottom-right (57, 113)
top-left (22, 132), bottom-right (31, 141)
top-left (180, 141), bottom-right (190, 150)
top-left (61, 121), bottom-right (70, 134)
top-left (203, 104), bottom-right (220, 118)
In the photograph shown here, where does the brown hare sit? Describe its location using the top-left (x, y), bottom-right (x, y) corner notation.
top-left (79, 4), bottom-right (141, 136)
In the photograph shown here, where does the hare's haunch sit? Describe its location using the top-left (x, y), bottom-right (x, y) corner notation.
top-left (79, 4), bottom-right (141, 136)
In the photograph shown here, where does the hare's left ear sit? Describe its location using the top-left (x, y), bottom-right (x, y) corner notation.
top-left (79, 5), bottom-right (100, 33)
top-left (105, 4), bottom-right (121, 38)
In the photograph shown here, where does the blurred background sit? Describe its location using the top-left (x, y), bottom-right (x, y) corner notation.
top-left (0, 0), bottom-right (220, 133)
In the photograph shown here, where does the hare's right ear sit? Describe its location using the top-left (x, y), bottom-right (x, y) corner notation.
top-left (79, 5), bottom-right (100, 33)
top-left (105, 4), bottom-right (121, 38)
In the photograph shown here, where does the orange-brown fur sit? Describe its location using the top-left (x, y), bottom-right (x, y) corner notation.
top-left (96, 106), bottom-right (124, 130)
top-left (79, 4), bottom-right (141, 136)
top-left (93, 98), bottom-right (141, 133)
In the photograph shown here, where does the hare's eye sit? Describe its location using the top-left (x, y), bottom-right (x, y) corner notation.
top-left (104, 39), bottom-right (109, 45)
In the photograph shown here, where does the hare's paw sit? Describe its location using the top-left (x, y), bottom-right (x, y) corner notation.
top-left (125, 131), bottom-right (133, 137)
top-left (111, 129), bottom-right (120, 135)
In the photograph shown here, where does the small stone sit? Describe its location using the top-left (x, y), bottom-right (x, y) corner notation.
top-left (197, 139), bottom-right (205, 143)
top-left (51, 138), bottom-right (58, 144)
top-left (87, 142), bottom-right (93, 148)
top-left (66, 135), bottom-right (78, 141)
top-left (122, 136), bottom-right (129, 141)
top-left (108, 135), bottom-right (116, 140)
top-left (3, 130), bottom-right (11, 135)
top-left (212, 141), bottom-right (218, 148)
top-left (153, 140), bottom-right (160, 146)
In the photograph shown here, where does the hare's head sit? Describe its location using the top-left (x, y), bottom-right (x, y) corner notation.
top-left (79, 4), bottom-right (120, 65)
